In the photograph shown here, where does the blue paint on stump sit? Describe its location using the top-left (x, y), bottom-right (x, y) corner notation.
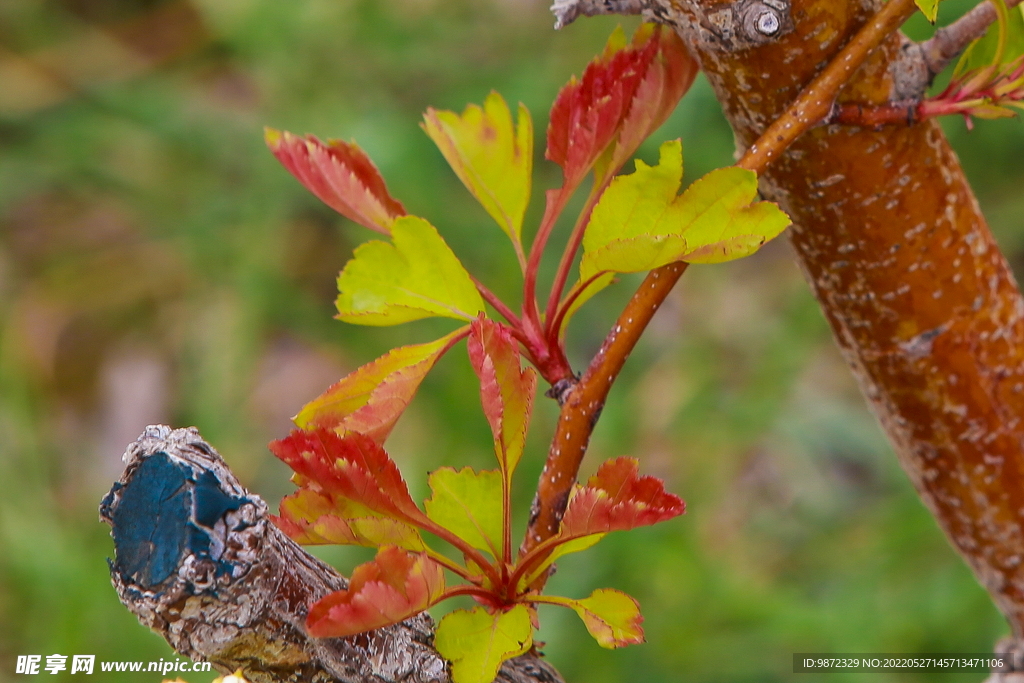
top-left (109, 453), bottom-right (192, 588)
top-left (105, 452), bottom-right (249, 590)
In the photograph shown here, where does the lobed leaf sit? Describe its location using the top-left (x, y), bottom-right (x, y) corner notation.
top-left (336, 216), bottom-right (485, 325)
top-left (435, 605), bottom-right (533, 683)
top-left (579, 140), bottom-right (791, 283)
top-left (265, 128), bottom-right (405, 235)
top-left (467, 318), bottom-right (537, 479)
top-left (270, 429), bottom-right (425, 524)
top-left (274, 489), bottom-right (426, 551)
top-left (560, 457), bottom-right (685, 538)
top-left (422, 92), bottom-right (533, 251)
top-left (546, 24), bottom-right (698, 193)
top-left (293, 328), bottom-right (466, 443)
top-left (306, 546), bottom-right (445, 638)
top-left (542, 589), bottom-right (644, 649)
top-left (424, 467), bottom-right (503, 559)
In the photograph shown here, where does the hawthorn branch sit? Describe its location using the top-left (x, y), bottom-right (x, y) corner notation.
top-left (521, 0), bottom-right (917, 562)
top-left (101, 425), bottom-right (564, 683)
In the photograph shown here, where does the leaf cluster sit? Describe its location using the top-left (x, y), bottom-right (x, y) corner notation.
top-left (263, 23), bottom-right (791, 683)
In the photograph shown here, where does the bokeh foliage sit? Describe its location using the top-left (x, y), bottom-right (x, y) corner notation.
top-left (1, 0), bottom-right (1022, 681)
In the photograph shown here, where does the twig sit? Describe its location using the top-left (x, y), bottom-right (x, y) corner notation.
top-left (521, 0), bottom-right (923, 568)
top-left (920, 0), bottom-right (1024, 86)
top-left (740, 0), bottom-right (920, 173)
top-left (550, 0), bottom-right (648, 30)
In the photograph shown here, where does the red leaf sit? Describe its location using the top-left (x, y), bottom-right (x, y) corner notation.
top-left (560, 457), bottom-right (685, 537)
top-left (306, 546), bottom-right (445, 638)
top-left (266, 128), bottom-right (406, 234)
top-left (545, 24), bottom-right (698, 193)
top-left (467, 317), bottom-right (537, 478)
top-left (270, 429), bottom-right (425, 524)
top-left (273, 489), bottom-right (426, 550)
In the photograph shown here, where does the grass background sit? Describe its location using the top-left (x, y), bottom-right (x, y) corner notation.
top-left (1, 0), bottom-right (1023, 681)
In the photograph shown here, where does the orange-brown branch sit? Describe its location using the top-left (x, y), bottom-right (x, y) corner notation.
top-left (661, 0), bottom-right (1024, 636)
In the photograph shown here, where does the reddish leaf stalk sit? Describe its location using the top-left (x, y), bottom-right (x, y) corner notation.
top-left (543, 175), bottom-right (617, 335)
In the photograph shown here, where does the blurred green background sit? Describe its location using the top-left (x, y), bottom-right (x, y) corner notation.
top-left (1, 0), bottom-right (1023, 681)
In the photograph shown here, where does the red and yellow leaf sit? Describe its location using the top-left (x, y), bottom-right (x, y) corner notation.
top-left (270, 429), bottom-right (425, 524)
top-left (265, 128), bottom-right (405, 235)
top-left (422, 92), bottom-right (533, 252)
top-left (306, 546), bottom-right (445, 638)
top-left (560, 457), bottom-right (685, 538)
top-left (540, 589), bottom-right (644, 649)
top-left (467, 318), bottom-right (537, 479)
top-left (274, 489), bottom-right (426, 550)
top-left (546, 24), bottom-right (698, 194)
top-left (293, 328), bottom-right (466, 443)
top-left (434, 605), bottom-right (533, 683)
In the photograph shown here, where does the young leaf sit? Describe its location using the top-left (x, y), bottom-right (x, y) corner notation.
top-left (293, 328), bottom-right (467, 443)
top-left (265, 128), bottom-right (405, 235)
top-left (422, 92), bottom-right (533, 253)
top-left (336, 215), bottom-right (486, 325)
top-left (306, 546), bottom-right (445, 638)
top-left (540, 589), bottom-right (644, 648)
top-left (546, 24), bottom-right (698, 193)
top-left (274, 489), bottom-right (426, 550)
top-left (598, 24), bottom-right (699, 183)
top-left (560, 457), bottom-right (685, 538)
top-left (435, 605), bottom-right (533, 683)
top-left (579, 140), bottom-right (790, 282)
top-left (424, 467), bottom-right (504, 559)
top-left (915, 0), bottom-right (939, 23)
top-left (270, 429), bottom-right (426, 524)
top-left (467, 317), bottom-right (537, 479)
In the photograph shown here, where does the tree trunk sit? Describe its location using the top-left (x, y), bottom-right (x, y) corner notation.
top-left (646, 0), bottom-right (1024, 643)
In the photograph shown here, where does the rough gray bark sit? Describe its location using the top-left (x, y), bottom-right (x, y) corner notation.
top-left (100, 425), bottom-right (563, 683)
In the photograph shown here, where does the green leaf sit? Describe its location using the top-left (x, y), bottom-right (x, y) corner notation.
top-left (422, 92), bottom-right (533, 253)
top-left (579, 140), bottom-right (790, 282)
top-left (435, 605), bottom-right (533, 683)
top-left (915, 0), bottom-right (939, 23)
top-left (424, 467), bottom-right (503, 560)
top-left (336, 215), bottom-right (485, 325)
top-left (541, 589), bottom-right (644, 648)
top-left (293, 328), bottom-right (466, 442)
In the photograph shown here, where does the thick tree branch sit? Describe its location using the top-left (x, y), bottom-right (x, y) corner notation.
top-left (101, 425), bottom-right (563, 683)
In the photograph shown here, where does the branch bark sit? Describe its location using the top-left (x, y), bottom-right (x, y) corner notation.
top-left (549, 0), bottom-right (1024, 650)
top-left (100, 425), bottom-right (563, 683)
top-left (659, 0), bottom-right (1024, 643)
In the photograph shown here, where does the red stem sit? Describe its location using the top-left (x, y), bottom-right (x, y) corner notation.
top-left (543, 176), bottom-right (613, 336)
